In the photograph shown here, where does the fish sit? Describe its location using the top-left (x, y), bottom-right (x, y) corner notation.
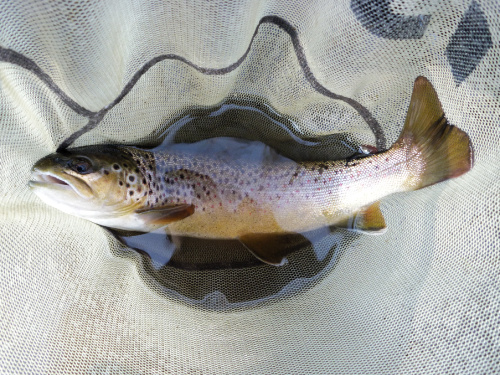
top-left (29, 76), bottom-right (473, 265)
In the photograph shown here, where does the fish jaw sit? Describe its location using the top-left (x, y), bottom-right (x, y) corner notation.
top-left (29, 168), bottom-right (98, 219)
top-left (29, 168), bottom-right (94, 199)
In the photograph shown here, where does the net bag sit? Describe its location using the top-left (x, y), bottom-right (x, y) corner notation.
top-left (0, 0), bottom-right (498, 373)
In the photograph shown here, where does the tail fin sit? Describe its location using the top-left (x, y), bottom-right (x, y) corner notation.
top-left (397, 76), bottom-right (474, 189)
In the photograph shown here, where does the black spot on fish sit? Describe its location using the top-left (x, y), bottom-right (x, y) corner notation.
top-left (191, 184), bottom-right (195, 189)
top-left (148, 164), bottom-right (153, 170)
top-left (149, 190), bottom-right (153, 195)
top-left (206, 191), bottom-right (210, 196)
top-left (202, 186), bottom-right (206, 191)
top-left (126, 183), bottom-right (130, 188)
top-left (197, 194), bottom-right (201, 199)
top-left (137, 187), bottom-right (142, 193)
top-left (147, 173), bottom-right (152, 180)
top-left (232, 190), bottom-right (236, 195)
top-left (314, 178), bottom-right (318, 183)
top-left (142, 178), bottom-right (146, 184)
top-left (180, 174), bottom-right (184, 179)
top-left (104, 170), bottom-right (109, 175)
top-left (119, 181), bottom-right (123, 186)
top-left (129, 191), bottom-right (134, 196)
top-left (293, 172), bottom-right (298, 177)
top-left (123, 163), bottom-right (128, 168)
top-left (129, 176), bottom-right (135, 182)
top-left (135, 168), bottom-right (139, 173)
top-left (155, 197), bottom-right (158, 203)
top-left (113, 164), bottom-right (119, 170)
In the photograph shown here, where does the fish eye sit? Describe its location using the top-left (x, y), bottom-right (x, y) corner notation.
top-left (69, 158), bottom-right (93, 174)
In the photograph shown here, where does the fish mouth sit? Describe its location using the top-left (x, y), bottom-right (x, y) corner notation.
top-left (31, 173), bottom-right (70, 186)
top-left (29, 170), bottom-right (92, 198)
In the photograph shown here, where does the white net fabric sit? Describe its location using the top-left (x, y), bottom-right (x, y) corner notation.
top-left (1, 0), bottom-right (499, 373)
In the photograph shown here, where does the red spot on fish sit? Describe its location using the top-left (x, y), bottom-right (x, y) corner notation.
top-left (211, 205), bottom-right (214, 209)
top-left (317, 188), bottom-right (321, 191)
top-left (219, 202), bottom-right (222, 207)
top-left (307, 180), bottom-right (311, 183)
top-left (386, 158), bottom-right (389, 162)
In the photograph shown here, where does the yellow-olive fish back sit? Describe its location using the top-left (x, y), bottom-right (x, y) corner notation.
top-left (397, 76), bottom-right (473, 189)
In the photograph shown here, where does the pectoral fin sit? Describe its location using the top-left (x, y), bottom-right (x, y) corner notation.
top-left (336, 201), bottom-right (387, 234)
top-left (135, 204), bottom-right (195, 226)
top-left (239, 232), bottom-right (309, 266)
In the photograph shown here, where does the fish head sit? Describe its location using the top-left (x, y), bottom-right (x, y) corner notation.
top-left (29, 146), bottom-right (147, 222)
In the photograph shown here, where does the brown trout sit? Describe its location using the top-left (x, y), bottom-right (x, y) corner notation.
top-left (29, 77), bottom-right (473, 265)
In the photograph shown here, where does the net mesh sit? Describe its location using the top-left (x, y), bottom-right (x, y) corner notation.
top-left (1, 0), bottom-right (499, 373)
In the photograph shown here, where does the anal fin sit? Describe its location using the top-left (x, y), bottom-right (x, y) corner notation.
top-left (239, 232), bottom-right (309, 266)
top-left (336, 201), bottom-right (387, 234)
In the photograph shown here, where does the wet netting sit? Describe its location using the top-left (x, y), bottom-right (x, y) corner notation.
top-left (1, 0), bottom-right (499, 373)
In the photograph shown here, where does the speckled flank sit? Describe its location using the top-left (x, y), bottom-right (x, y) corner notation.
top-left (111, 143), bottom-right (420, 237)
